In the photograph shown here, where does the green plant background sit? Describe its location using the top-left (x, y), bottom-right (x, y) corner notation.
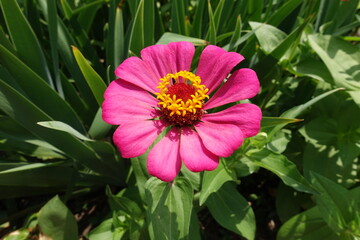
top-left (0, 0), bottom-right (359, 239)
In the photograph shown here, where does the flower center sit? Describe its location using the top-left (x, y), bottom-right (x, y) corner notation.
top-left (156, 71), bottom-right (209, 127)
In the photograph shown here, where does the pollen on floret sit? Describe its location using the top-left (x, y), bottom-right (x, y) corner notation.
top-left (156, 71), bottom-right (209, 127)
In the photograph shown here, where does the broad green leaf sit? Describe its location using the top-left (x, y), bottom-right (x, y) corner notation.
top-left (254, 17), bottom-right (311, 79)
top-left (88, 218), bottom-right (113, 240)
top-left (308, 34), bottom-right (360, 91)
top-left (156, 32), bottom-right (208, 46)
top-left (310, 172), bottom-right (357, 233)
top-left (300, 101), bottom-right (360, 187)
top-left (266, 88), bottom-right (344, 141)
top-left (105, 186), bottom-right (143, 219)
top-left (291, 56), bottom-right (333, 82)
top-left (37, 121), bottom-right (93, 141)
top-left (267, 129), bottom-right (291, 154)
top-left (128, 0), bottom-right (144, 56)
top-left (249, 21), bottom-right (287, 54)
top-left (0, 0), bottom-right (53, 86)
top-left (0, 45), bottom-right (85, 134)
top-left (145, 177), bottom-right (193, 240)
top-left (199, 160), bottom-right (236, 206)
top-left (206, 182), bottom-right (256, 240)
top-left (38, 195), bottom-right (78, 240)
top-left (72, 46), bottom-right (107, 106)
top-left (277, 207), bottom-right (338, 240)
top-left (246, 148), bottom-right (316, 194)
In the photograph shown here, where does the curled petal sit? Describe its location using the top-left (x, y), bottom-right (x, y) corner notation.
top-left (102, 95), bottom-right (160, 125)
top-left (202, 103), bottom-right (262, 138)
top-left (205, 68), bottom-right (260, 110)
top-left (196, 45), bottom-right (244, 94)
top-left (115, 56), bottom-right (158, 93)
top-left (194, 121), bottom-right (244, 157)
top-left (147, 128), bottom-right (182, 182)
top-left (180, 127), bottom-right (219, 172)
top-left (113, 120), bottom-right (166, 158)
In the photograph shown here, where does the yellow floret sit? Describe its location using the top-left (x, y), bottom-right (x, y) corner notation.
top-left (156, 71), bottom-right (209, 116)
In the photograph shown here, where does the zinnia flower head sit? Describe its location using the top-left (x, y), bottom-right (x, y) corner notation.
top-left (102, 42), bottom-right (262, 182)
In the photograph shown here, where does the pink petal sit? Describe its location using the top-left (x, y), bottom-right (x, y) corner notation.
top-left (204, 68), bottom-right (260, 110)
top-left (115, 56), bottom-right (158, 93)
top-left (180, 127), bottom-right (219, 172)
top-left (168, 41), bottom-right (195, 72)
top-left (202, 103), bottom-right (262, 138)
top-left (140, 44), bottom-right (172, 80)
top-left (196, 45), bottom-right (244, 94)
top-left (113, 120), bottom-right (166, 158)
top-left (194, 121), bottom-right (244, 157)
top-left (102, 95), bottom-right (160, 125)
top-left (147, 128), bottom-right (182, 182)
top-left (104, 79), bottom-right (158, 106)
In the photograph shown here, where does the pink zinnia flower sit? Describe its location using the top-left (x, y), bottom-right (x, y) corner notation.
top-left (102, 42), bottom-right (261, 182)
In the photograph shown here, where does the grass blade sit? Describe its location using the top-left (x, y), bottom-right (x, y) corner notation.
top-left (0, 0), bottom-right (53, 87)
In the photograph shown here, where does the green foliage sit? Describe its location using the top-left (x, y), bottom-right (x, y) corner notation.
top-left (0, 0), bottom-right (359, 239)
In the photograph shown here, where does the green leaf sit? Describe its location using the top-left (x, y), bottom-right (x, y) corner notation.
top-left (227, 15), bottom-right (242, 51)
top-left (308, 34), bottom-right (360, 91)
top-left (246, 148), bottom-right (316, 194)
top-left (72, 46), bottom-right (107, 107)
top-left (200, 160), bottom-right (236, 206)
top-left (206, 182), bottom-right (256, 240)
top-left (0, 44), bottom-right (85, 134)
top-left (37, 121), bottom-right (93, 141)
top-left (88, 108), bottom-right (112, 140)
top-left (291, 56), bottom-right (333, 82)
top-left (156, 32), bottom-right (208, 46)
top-left (145, 177), bottom-right (193, 240)
top-left (261, 117), bottom-right (303, 128)
top-left (88, 218), bottom-right (113, 240)
top-left (267, 0), bottom-right (303, 26)
top-left (310, 172), bottom-right (356, 232)
top-left (171, 0), bottom-right (186, 35)
top-left (277, 207), bottom-right (338, 240)
top-left (128, 0), bottom-right (145, 56)
top-left (47, 0), bottom-right (63, 97)
top-left (206, 1), bottom-right (216, 44)
top-left (106, 3), bottom-right (125, 76)
top-left (266, 88), bottom-right (344, 141)
top-left (0, 80), bottom-right (119, 180)
top-left (0, 0), bottom-right (53, 86)
top-left (0, 162), bottom-right (72, 188)
top-left (38, 195), bottom-right (78, 240)
top-left (249, 21), bottom-right (287, 54)
top-left (144, 0), bottom-right (155, 46)
top-left (106, 186), bottom-right (143, 219)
